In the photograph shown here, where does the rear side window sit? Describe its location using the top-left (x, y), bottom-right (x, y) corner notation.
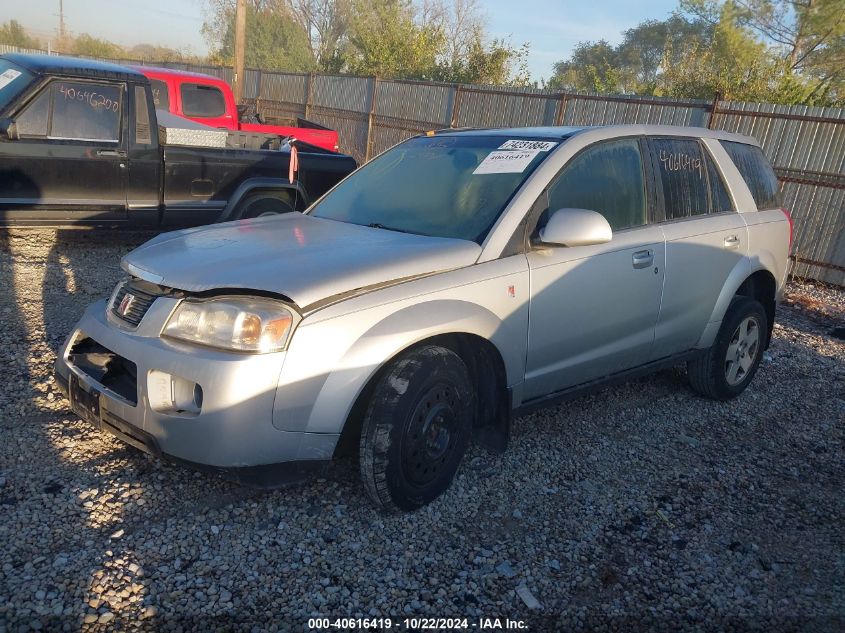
top-left (134, 85), bottom-right (152, 145)
top-left (180, 83), bottom-right (225, 118)
top-left (150, 79), bottom-right (170, 110)
top-left (721, 141), bottom-right (780, 210)
top-left (705, 152), bottom-right (734, 214)
top-left (547, 138), bottom-right (646, 231)
top-left (652, 138), bottom-right (710, 220)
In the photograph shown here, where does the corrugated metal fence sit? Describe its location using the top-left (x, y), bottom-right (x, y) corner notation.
top-left (2, 44), bottom-right (843, 284)
top-left (244, 73), bottom-right (843, 284)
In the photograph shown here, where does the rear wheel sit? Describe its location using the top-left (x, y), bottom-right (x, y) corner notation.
top-left (359, 345), bottom-right (474, 512)
top-left (687, 296), bottom-right (767, 400)
top-left (234, 191), bottom-right (296, 219)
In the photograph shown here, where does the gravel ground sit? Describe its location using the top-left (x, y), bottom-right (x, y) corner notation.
top-left (0, 229), bottom-right (843, 632)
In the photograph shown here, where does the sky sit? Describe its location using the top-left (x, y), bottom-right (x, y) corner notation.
top-left (10, 0), bottom-right (681, 81)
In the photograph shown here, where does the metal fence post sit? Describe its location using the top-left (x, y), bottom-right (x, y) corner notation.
top-left (364, 77), bottom-right (380, 162)
top-left (707, 92), bottom-right (722, 129)
top-left (255, 69), bottom-right (263, 114)
top-left (449, 85), bottom-right (464, 128)
top-left (554, 93), bottom-right (569, 126)
top-left (304, 72), bottom-right (314, 120)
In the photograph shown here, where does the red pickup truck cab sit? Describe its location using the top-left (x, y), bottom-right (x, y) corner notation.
top-left (136, 66), bottom-right (340, 152)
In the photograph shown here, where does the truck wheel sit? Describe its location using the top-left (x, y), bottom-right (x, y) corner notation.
top-left (687, 296), bottom-right (767, 400)
top-left (234, 192), bottom-right (295, 219)
top-left (359, 345), bottom-right (474, 512)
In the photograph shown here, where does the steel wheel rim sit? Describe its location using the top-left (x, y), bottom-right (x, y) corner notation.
top-left (402, 383), bottom-right (460, 487)
top-left (725, 316), bottom-right (760, 386)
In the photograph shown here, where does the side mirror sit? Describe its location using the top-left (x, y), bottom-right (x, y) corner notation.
top-left (0, 118), bottom-right (18, 141)
top-left (537, 208), bottom-right (612, 247)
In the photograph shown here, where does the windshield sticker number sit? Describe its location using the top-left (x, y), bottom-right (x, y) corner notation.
top-left (498, 139), bottom-right (557, 152)
top-left (474, 150), bottom-right (540, 174)
top-left (0, 69), bottom-right (22, 91)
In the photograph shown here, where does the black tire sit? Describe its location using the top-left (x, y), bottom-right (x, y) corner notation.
top-left (234, 191), bottom-right (295, 219)
top-left (687, 296), bottom-right (767, 400)
top-left (359, 345), bottom-right (474, 512)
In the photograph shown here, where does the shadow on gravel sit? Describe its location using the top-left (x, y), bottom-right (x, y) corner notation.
top-left (0, 229), bottom-right (172, 630)
top-left (40, 230), bottom-right (155, 346)
top-left (2, 228), bottom-right (843, 630)
top-left (1, 227), bottom-right (379, 630)
top-left (0, 229), bottom-right (33, 416)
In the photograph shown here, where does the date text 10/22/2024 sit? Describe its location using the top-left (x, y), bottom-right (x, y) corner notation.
top-left (307, 617), bottom-right (530, 630)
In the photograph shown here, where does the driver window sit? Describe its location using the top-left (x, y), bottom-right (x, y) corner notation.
top-left (15, 80), bottom-right (122, 142)
top-left (547, 138), bottom-right (646, 232)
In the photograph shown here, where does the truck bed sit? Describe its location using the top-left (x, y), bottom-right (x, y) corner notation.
top-left (160, 144), bottom-right (356, 225)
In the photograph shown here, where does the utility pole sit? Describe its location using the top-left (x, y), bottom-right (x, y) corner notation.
top-left (58, 0), bottom-right (66, 49)
top-left (232, 0), bottom-right (247, 102)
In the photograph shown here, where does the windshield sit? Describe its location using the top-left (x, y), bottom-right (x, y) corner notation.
top-left (0, 60), bottom-right (35, 113)
top-left (309, 134), bottom-right (557, 243)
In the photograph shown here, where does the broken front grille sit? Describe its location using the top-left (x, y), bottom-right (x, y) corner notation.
top-left (109, 281), bottom-right (158, 327)
top-left (68, 335), bottom-right (138, 405)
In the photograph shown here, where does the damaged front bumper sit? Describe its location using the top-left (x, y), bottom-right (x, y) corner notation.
top-left (54, 298), bottom-right (337, 486)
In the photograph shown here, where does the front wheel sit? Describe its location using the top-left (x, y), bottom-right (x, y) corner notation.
top-left (687, 296), bottom-right (767, 400)
top-left (359, 345), bottom-right (474, 512)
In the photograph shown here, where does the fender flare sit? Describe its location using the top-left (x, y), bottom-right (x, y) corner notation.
top-left (217, 177), bottom-right (309, 222)
top-left (695, 258), bottom-right (777, 349)
top-left (279, 299), bottom-right (517, 436)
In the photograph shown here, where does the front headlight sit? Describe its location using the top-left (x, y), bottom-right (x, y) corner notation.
top-left (162, 297), bottom-right (297, 353)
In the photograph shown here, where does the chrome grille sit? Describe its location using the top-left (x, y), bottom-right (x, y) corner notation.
top-left (109, 282), bottom-right (157, 327)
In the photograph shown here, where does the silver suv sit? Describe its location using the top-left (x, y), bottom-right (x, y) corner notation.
top-left (55, 125), bottom-right (791, 511)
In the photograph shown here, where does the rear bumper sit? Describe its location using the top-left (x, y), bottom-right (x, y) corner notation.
top-left (54, 299), bottom-right (339, 475)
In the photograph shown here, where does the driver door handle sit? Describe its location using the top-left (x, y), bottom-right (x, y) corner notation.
top-left (96, 149), bottom-right (127, 158)
top-left (632, 249), bottom-right (654, 269)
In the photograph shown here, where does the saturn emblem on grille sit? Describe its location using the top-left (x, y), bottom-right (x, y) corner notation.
top-left (118, 293), bottom-right (136, 317)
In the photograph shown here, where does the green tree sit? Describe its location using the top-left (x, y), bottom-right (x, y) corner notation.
top-left (70, 34), bottom-right (125, 59)
top-left (432, 36), bottom-right (530, 85)
top-left (548, 40), bottom-right (624, 92)
top-left (617, 16), bottom-right (714, 90)
top-left (0, 20), bottom-right (40, 49)
top-left (548, 15), bottom-right (714, 93)
top-left (218, 5), bottom-right (315, 71)
top-left (683, 0), bottom-right (844, 103)
top-left (282, 0), bottom-right (351, 72)
top-left (129, 44), bottom-right (201, 63)
top-left (341, 0), bottom-right (443, 79)
top-left (420, 0), bottom-right (529, 85)
top-left (660, 3), bottom-right (784, 100)
top-left (203, 0), bottom-right (528, 83)
top-left (203, 1), bottom-right (315, 71)
top-left (548, 1), bottom-right (841, 105)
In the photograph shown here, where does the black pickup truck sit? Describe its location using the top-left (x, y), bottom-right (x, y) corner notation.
top-left (0, 53), bottom-right (357, 227)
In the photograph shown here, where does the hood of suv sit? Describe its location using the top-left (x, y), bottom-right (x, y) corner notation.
top-left (121, 214), bottom-right (482, 309)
